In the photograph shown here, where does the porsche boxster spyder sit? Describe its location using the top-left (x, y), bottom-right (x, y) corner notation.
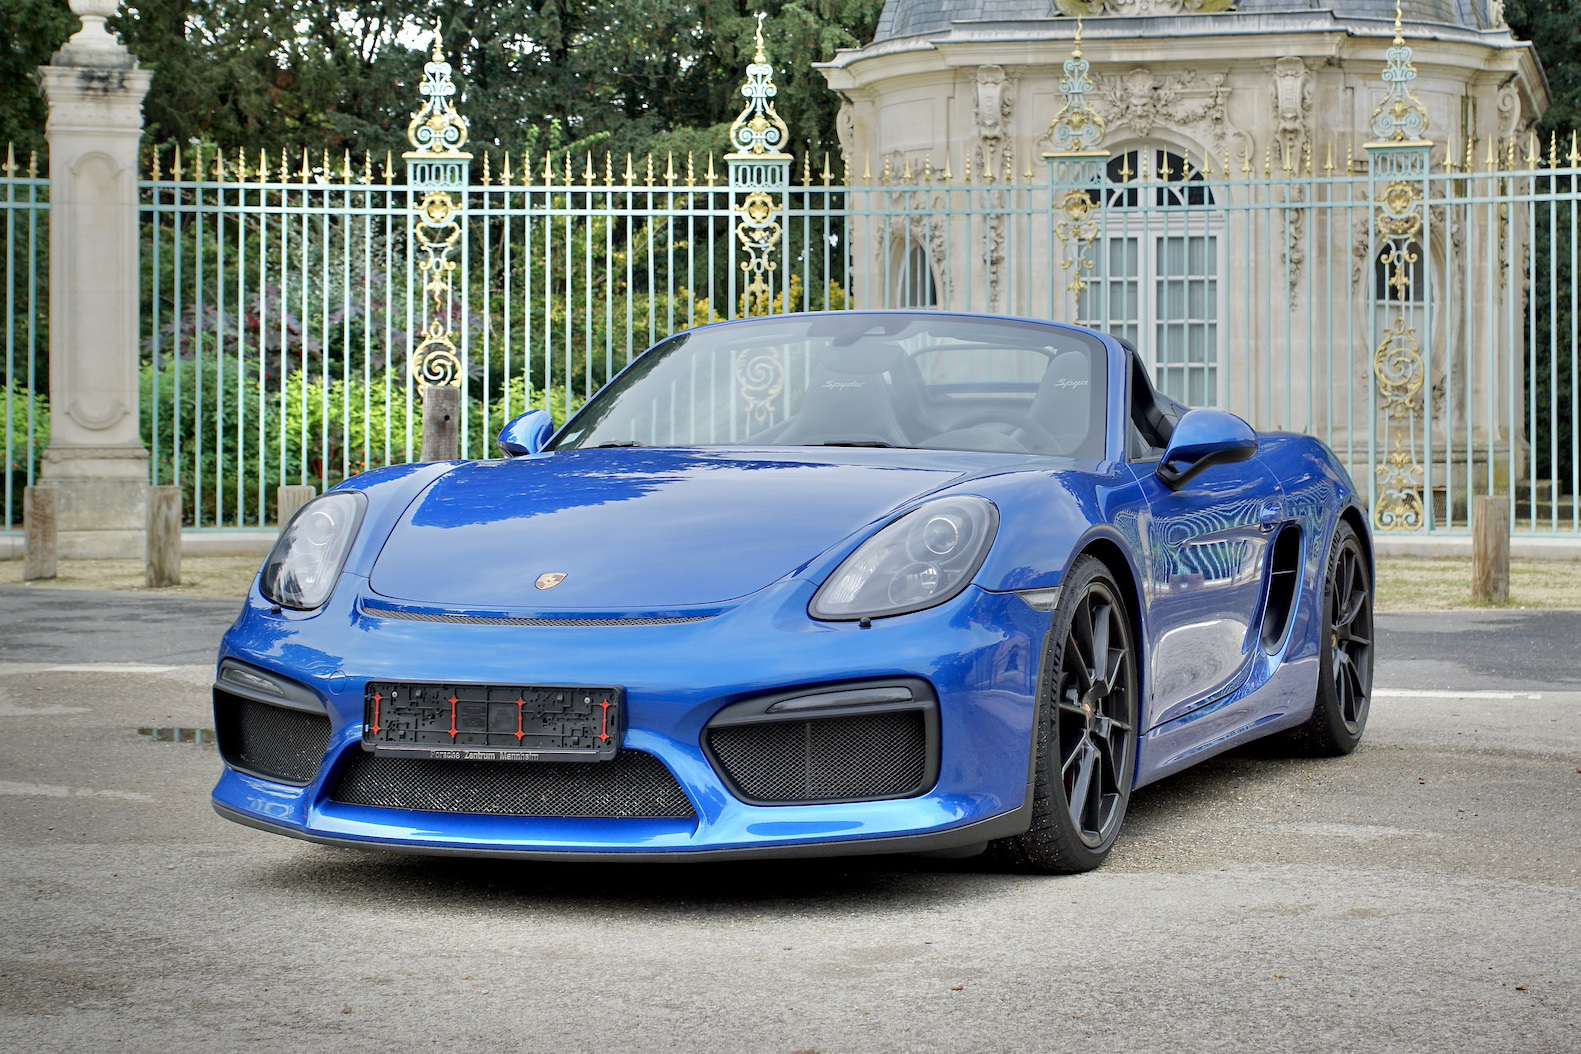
top-left (212, 311), bottom-right (1373, 872)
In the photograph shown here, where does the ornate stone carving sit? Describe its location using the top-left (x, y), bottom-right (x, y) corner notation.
top-left (1089, 68), bottom-right (1236, 160)
top-left (1489, 0), bottom-right (1507, 30)
top-left (835, 95), bottom-right (857, 166)
top-left (1272, 57), bottom-right (1312, 171)
top-left (973, 65), bottom-right (1014, 174)
top-left (1053, 0), bottom-right (1235, 14)
top-left (1496, 82), bottom-right (1522, 143)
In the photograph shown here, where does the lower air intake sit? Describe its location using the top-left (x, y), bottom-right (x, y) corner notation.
top-left (214, 689), bottom-right (332, 785)
top-left (329, 750), bottom-right (695, 819)
top-left (706, 711), bottom-right (930, 805)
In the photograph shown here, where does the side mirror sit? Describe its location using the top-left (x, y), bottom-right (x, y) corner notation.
top-left (497, 409), bottom-right (555, 457)
top-left (1156, 408), bottom-right (1257, 489)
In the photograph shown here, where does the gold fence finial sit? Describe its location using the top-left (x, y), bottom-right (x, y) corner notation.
top-left (726, 13), bottom-right (791, 160)
top-left (1043, 15), bottom-right (1106, 155)
top-left (406, 26), bottom-right (471, 158)
top-left (1368, 0), bottom-right (1430, 145)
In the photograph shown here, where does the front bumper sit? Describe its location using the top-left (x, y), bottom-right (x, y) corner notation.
top-left (211, 575), bottom-right (1050, 859)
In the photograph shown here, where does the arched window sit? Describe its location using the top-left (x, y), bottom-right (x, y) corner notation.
top-left (894, 243), bottom-right (937, 308)
top-left (1079, 147), bottom-right (1222, 407)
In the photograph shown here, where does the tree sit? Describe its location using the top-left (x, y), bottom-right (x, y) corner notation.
top-left (0, 0), bottom-right (76, 161)
top-left (85, 0), bottom-right (878, 167)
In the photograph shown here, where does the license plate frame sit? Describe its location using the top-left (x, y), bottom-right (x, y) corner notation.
top-left (362, 682), bottom-right (624, 762)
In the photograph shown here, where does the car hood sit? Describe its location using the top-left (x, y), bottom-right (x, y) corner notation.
top-left (366, 447), bottom-right (1020, 610)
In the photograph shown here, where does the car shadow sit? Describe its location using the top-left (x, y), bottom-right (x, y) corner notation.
top-left (237, 739), bottom-right (1346, 912)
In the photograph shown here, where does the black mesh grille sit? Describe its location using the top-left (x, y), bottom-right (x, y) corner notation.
top-left (329, 750), bottom-right (695, 819)
top-left (215, 691), bottom-right (332, 785)
top-left (707, 711), bottom-right (928, 804)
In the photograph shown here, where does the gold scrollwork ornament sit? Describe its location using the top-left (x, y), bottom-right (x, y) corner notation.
top-left (1373, 314), bottom-right (1424, 417)
top-left (735, 348), bottom-right (785, 426)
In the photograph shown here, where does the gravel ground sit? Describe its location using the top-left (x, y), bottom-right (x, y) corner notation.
top-left (0, 587), bottom-right (1577, 1051)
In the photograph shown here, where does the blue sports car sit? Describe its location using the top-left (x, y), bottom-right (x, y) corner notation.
top-left (212, 311), bottom-right (1373, 872)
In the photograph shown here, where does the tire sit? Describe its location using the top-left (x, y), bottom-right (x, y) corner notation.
top-left (1287, 521), bottom-right (1373, 756)
top-left (991, 555), bottom-right (1139, 874)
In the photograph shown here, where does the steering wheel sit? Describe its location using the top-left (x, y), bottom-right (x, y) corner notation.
top-left (946, 409), bottom-right (1066, 454)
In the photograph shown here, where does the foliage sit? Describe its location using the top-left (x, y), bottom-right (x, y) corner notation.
top-left (3, 380), bottom-right (49, 525)
top-left (0, 0), bottom-right (75, 161)
top-left (63, 0), bottom-right (880, 169)
top-left (140, 352), bottom-right (572, 525)
top-left (1507, 1), bottom-right (1579, 494)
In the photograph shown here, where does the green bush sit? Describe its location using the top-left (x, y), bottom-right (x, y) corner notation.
top-left (3, 381), bottom-right (49, 526)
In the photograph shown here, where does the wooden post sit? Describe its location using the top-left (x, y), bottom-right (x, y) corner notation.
top-left (276, 485), bottom-right (317, 533)
top-left (23, 486), bottom-right (57, 582)
top-left (145, 485), bottom-right (182, 588)
top-left (421, 385), bottom-right (462, 462)
top-left (1472, 494), bottom-right (1510, 604)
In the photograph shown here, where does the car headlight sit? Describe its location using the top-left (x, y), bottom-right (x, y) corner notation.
top-left (259, 491), bottom-right (366, 610)
top-left (810, 497), bottom-right (998, 621)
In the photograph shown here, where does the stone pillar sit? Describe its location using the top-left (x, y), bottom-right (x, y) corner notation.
top-left (34, 0), bottom-right (153, 558)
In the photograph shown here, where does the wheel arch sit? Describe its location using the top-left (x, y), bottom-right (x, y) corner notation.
top-left (1073, 531), bottom-right (1148, 746)
top-left (1338, 503), bottom-right (1374, 577)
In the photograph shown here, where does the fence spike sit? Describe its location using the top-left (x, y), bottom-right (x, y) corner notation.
top-left (901, 153), bottom-right (910, 182)
top-left (363, 150), bottom-right (372, 185)
top-left (884, 153), bottom-right (893, 186)
top-left (863, 152), bottom-right (872, 184)
top-left (843, 155), bottom-right (851, 187)
top-left (1550, 131), bottom-right (1559, 168)
top-left (665, 151), bottom-right (677, 185)
top-left (1118, 153), bottom-right (1133, 183)
top-left (1526, 132), bottom-right (1538, 169)
top-left (624, 152), bottom-right (635, 184)
top-left (482, 151), bottom-right (491, 186)
top-left (963, 152), bottom-right (972, 185)
top-left (1442, 142), bottom-right (1453, 173)
top-left (343, 149), bottom-right (353, 184)
top-left (924, 155), bottom-right (933, 184)
top-left (322, 148), bottom-right (330, 184)
top-left (1304, 139), bottom-right (1313, 177)
top-left (582, 151), bottom-right (593, 185)
top-left (236, 147), bottom-right (247, 181)
top-left (705, 154), bottom-right (717, 185)
top-left (646, 153), bottom-right (654, 187)
top-left (802, 151), bottom-right (811, 185)
top-left (565, 150), bottom-right (572, 186)
top-left (545, 151), bottom-right (553, 185)
top-left (1571, 131), bottom-right (1580, 168)
top-left (259, 149), bottom-right (269, 183)
top-left (300, 148), bottom-right (310, 183)
top-left (2, 141), bottom-right (13, 178)
top-left (385, 150), bottom-right (395, 185)
top-left (686, 151), bottom-right (695, 187)
top-left (1004, 151), bottom-right (1013, 183)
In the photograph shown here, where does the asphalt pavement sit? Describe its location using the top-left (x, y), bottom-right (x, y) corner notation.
top-left (0, 584), bottom-right (1577, 1052)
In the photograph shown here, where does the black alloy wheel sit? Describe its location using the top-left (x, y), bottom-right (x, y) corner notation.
top-left (993, 555), bottom-right (1138, 873)
top-left (1288, 521), bottom-right (1373, 756)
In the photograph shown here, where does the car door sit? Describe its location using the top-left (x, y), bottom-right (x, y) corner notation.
top-left (1130, 454), bottom-right (1282, 727)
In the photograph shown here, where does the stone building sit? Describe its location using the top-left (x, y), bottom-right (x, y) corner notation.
top-left (818, 1), bottom-right (1551, 524)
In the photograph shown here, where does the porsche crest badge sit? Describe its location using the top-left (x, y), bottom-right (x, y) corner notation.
top-left (535, 572), bottom-right (568, 590)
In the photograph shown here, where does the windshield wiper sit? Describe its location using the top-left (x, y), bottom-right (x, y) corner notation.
top-left (594, 440), bottom-right (643, 448)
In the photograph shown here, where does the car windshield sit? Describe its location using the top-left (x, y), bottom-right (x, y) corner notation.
top-left (550, 313), bottom-right (1109, 458)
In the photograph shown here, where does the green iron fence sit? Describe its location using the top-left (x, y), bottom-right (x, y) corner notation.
top-left (1, 159), bottom-right (46, 529)
top-left (2, 139), bottom-right (1578, 538)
